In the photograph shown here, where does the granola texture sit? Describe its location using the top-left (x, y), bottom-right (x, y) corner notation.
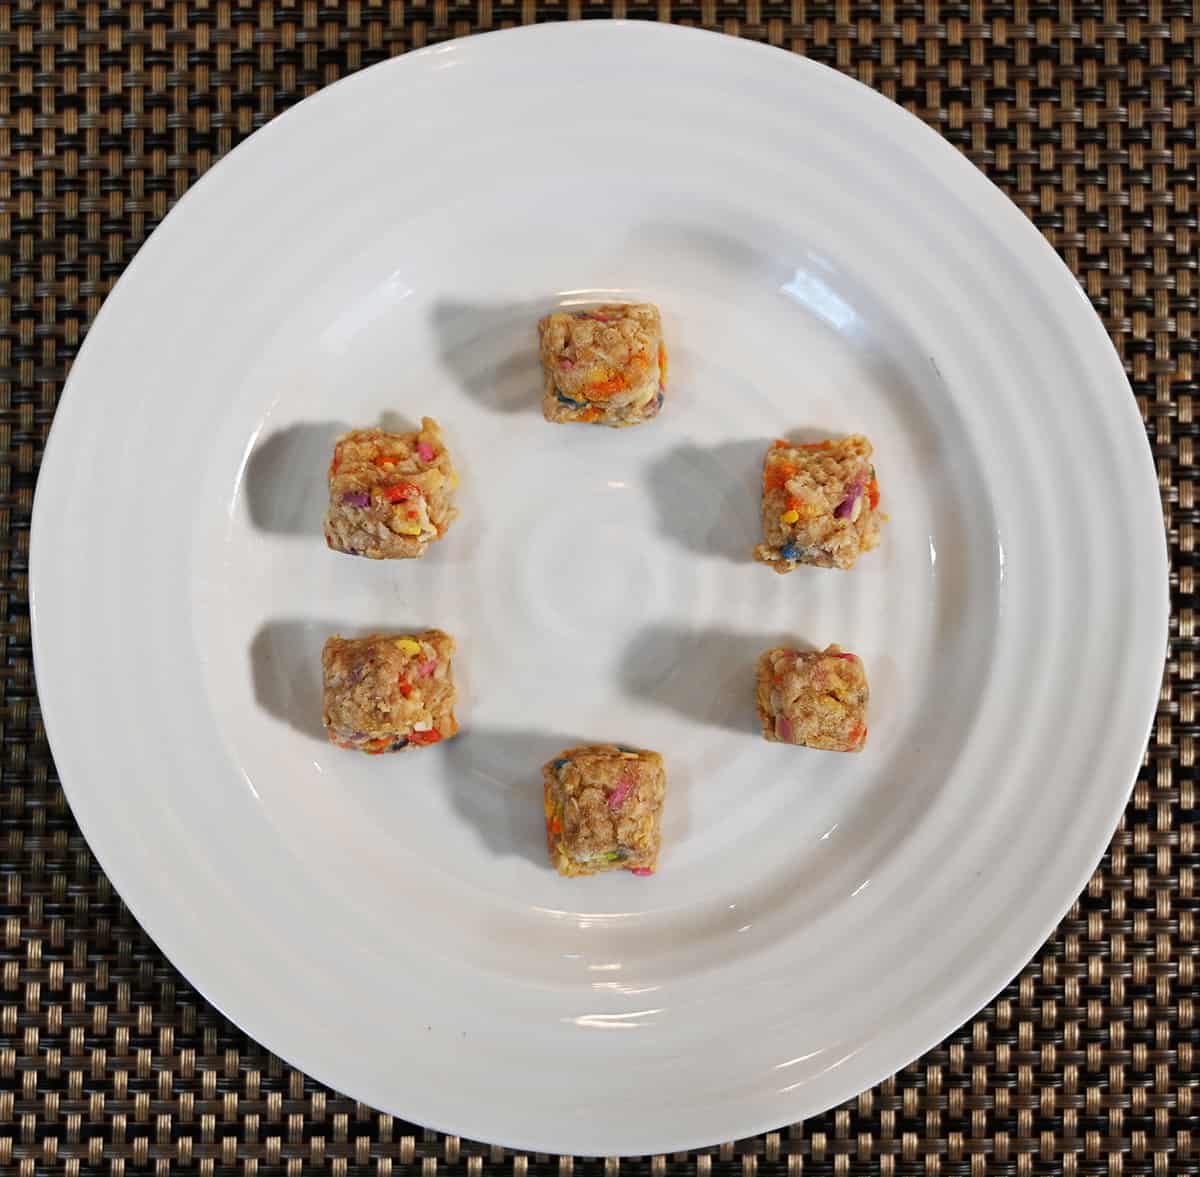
top-left (324, 417), bottom-right (457, 559)
top-left (321, 630), bottom-right (458, 754)
top-left (538, 303), bottom-right (665, 427)
top-left (753, 435), bottom-right (881, 572)
top-left (542, 745), bottom-right (666, 876)
top-left (756, 644), bottom-right (868, 752)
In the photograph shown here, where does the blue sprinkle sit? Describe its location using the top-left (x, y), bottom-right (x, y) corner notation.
top-left (780, 544), bottom-right (800, 561)
top-left (616, 745), bottom-right (637, 753)
top-left (655, 392), bottom-right (664, 407)
top-left (553, 758), bottom-right (569, 771)
top-left (556, 391), bottom-right (585, 408)
top-left (390, 739), bottom-right (409, 752)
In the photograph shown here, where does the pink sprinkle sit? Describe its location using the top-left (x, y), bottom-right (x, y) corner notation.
top-left (607, 771), bottom-right (634, 810)
top-left (631, 867), bottom-right (654, 877)
top-left (590, 311), bottom-right (612, 322)
top-left (833, 652), bottom-right (858, 662)
top-left (558, 356), bottom-right (575, 369)
top-left (777, 718), bottom-right (794, 742)
top-left (416, 658), bottom-right (438, 679)
top-left (416, 441), bottom-right (435, 463)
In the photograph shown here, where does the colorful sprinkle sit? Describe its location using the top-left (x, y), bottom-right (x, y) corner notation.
top-left (777, 718), bottom-right (794, 742)
top-left (588, 372), bottom-right (628, 398)
top-left (340, 491), bottom-right (370, 508)
top-left (559, 356), bottom-right (576, 370)
top-left (395, 638), bottom-right (422, 656)
top-left (779, 544), bottom-right (800, 561)
top-left (553, 758), bottom-right (568, 771)
top-left (833, 479), bottom-right (864, 520)
top-left (382, 482), bottom-right (420, 503)
top-left (416, 441), bottom-right (435, 463)
top-left (409, 729), bottom-right (442, 745)
top-left (780, 509), bottom-right (800, 524)
top-left (416, 658), bottom-right (438, 678)
top-left (867, 477), bottom-right (880, 510)
top-left (607, 771), bottom-right (635, 810)
top-left (631, 867), bottom-right (655, 877)
top-left (395, 521), bottom-right (422, 536)
top-left (398, 679), bottom-right (413, 698)
top-left (556, 391), bottom-right (585, 408)
top-left (390, 738), bottom-right (409, 752)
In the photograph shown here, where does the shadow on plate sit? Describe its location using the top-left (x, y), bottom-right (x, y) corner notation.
top-left (619, 622), bottom-right (815, 734)
top-left (243, 420), bottom-right (349, 534)
top-left (430, 298), bottom-right (546, 415)
top-left (440, 726), bottom-right (595, 867)
top-left (642, 438), bottom-right (764, 563)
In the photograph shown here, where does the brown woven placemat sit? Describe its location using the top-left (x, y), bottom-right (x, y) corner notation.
top-left (0, 2), bottom-right (1191, 1172)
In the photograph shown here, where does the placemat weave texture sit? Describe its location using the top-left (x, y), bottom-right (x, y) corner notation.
top-left (0, 2), bottom-right (1192, 1173)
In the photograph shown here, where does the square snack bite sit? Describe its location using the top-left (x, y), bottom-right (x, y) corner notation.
top-left (756, 644), bottom-right (868, 752)
top-left (543, 745), bottom-right (666, 876)
top-left (753, 434), bottom-right (881, 572)
top-left (538, 303), bottom-right (665, 427)
top-left (324, 417), bottom-right (457, 559)
top-left (322, 630), bottom-right (457, 753)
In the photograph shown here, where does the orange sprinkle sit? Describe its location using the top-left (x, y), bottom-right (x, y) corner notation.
top-left (849, 722), bottom-right (868, 748)
top-left (373, 454), bottom-right (398, 469)
top-left (383, 482), bottom-right (420, 503)
top-left (549, 815), bottom-right (563, 835)
top-left (799, 440), bottom-right (831, 450)
top-left (772, 439), bottom-right (789, 449)
top-left (398, 680), bottom-right (413, 698)
top-left (786, 495), bottom-right (803, 512)
top-left (580, 408), bottom-right (601, 423)
top-left (764, 460), bottom-right (798, 492)
top-left (658, 342), bottom-right (668, 388)
top-left (867, 477), bottom-right (880, 510)
top-left (406, 509), bottom-right (417, 519)
top-left (589, 373), bottom-right (629, 399)
top-left (409, 729), bottom-right (441, 746)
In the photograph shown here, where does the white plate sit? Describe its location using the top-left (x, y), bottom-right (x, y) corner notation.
top-left (30, 21), bottom-right (1167, 1156)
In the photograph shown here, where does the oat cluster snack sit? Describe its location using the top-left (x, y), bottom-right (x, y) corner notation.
top-left (543, 745), bottom-right (666, 876)
top-left (754, 434), bottom-right (881, 573)
top-left (756, 644), bottom-right (869, 752)
top-left (324, 417), bottom-right (457, 560)
top-left (538, 303), bottom-right (665, 427)
top-left (321, 630), bottom-right (457, 754)
top-left (314, 302), bottom-right (889, 879)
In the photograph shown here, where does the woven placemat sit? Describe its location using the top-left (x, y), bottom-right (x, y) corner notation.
top-left (1, 2), bottom-right (1191, 1173)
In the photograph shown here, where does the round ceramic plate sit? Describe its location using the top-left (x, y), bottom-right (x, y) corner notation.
top-left (31, 21), bottom-right (1167, 1156)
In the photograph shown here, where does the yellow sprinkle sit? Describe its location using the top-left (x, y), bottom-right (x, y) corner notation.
top-left (396, 522), bottom-right (422, 536)
top-left (395, 638), bottom-right (422, 655)
top-left (780, 509), bottom-right (800, 524)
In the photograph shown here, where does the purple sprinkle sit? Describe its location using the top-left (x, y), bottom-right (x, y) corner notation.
top-left (341, 491), bottom-right (370, 508)
top-left (833, 477), bottom-right (865, 519)
top-left (349, 730), bottom-right (367, 740)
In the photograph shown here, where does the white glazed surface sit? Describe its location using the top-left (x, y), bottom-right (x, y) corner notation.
top-left (30, 22), bottom-right (1167, 1156)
